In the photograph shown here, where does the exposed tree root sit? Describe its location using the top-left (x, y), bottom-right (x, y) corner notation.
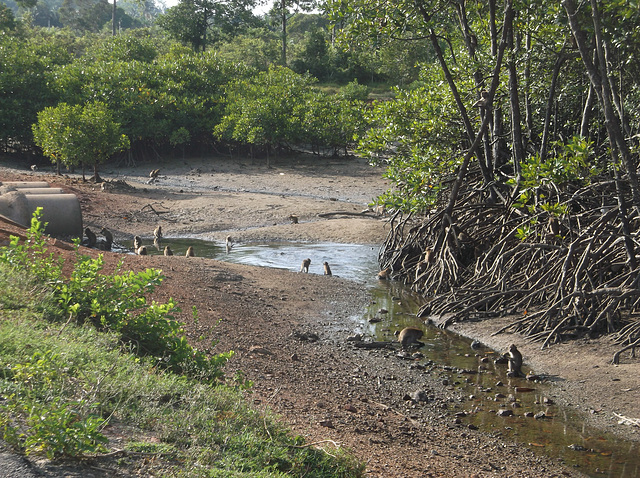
top-left (379, 171), bottom-right (640, 363)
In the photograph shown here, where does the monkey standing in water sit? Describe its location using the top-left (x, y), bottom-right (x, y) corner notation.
top-left (398, 327), bottom-right (424, 349)
top-left (99, 227), bottom-right (113, 251)
top-left (185, 246), bottom-right (195, 257)
top-left (506, 344), bottom-right (524, 377)
top-left (137, 246), bottom-right (148, 256)
top-left (300, 258), bottom-right (311, 273)
top-left (164, 246), bottom-right (173, 256)
top-left (225, 235), bottom-right (233, 253)
top-left (323, 261), bottom-right (332, 276)
top-left (133, 236), bottom-right (142, 251)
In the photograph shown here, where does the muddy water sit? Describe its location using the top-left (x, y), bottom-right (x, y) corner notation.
top-left (127, 237), bottom-right (639, 477)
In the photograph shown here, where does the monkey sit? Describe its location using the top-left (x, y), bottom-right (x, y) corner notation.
top-left (137, 246), bottom-right (148, 255)
top-left (289, 214), bottom-right (299, 224)
top-left (185, 246), bottom-right (195, 257)
top-left (506, 344), bottom-right (524, 378)
top-left (323, 261), bottom-right (332, 276)
top-left (133, 236), bottom-right (142, 251)
top-left (424, 247), bottom-right (435, 264)
top-left (147, 169), bottom-right (160, 185)
top-left (154, 225), bottom-right (163, 241)
top-left (163, 245), bottom-right (173, 256)
top-left (100, 227), bottom-right (113, 251)
top-left (84, 227), bottom-right (97, 248)
top-left (30, 164), bottom-right (38, 171)
top-left (225, 235), bottom-right (233, 253)
top-left (377, 267), bottom-right (391, 280)
top-left (472, 90), bottom-right (490, 108)
top-left (548, 216), bottom-right (560, 236)
top-left (299, 258), bottom-right (311, 273)
top-left (398, 327), bottom-right (424, 349)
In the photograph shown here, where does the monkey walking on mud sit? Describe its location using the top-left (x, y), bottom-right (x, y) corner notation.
top-left (299, 258), bottom-right (311, 273)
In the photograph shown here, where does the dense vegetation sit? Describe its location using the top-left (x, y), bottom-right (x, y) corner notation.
top-left (326, 0), bottom-right (640, 358)
top-left (3, 0), bottom-right (640, 439)
top-left (0, 212), bottom-right (364, 476)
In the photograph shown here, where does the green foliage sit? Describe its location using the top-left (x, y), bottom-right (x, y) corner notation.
top-left (215, 65), bottom-right (316, 151)
top-left (0, 311), bottom-right (364, 475)
top-left (32, 101), bottom-right (129, 176)
top-left (0, 210), bottom-right (231, 382)
top-left (0, 34), bottom-right (60, 149)
top-left (510, 136), bottom-right (598, 212)
top-left (357, 79), bottom-right (463, 212)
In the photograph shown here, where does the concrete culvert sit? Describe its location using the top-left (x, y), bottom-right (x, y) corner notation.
top-left (0, 185), bottom-right (83, 239)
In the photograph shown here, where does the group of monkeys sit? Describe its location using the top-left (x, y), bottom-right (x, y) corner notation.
top-left (397, 326), bottom-right (524, 377)
top-left (299, 258), bottom-right (332, 276)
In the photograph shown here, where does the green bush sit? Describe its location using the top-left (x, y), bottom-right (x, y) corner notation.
top-left (0, 209), bottom-right (231, 382)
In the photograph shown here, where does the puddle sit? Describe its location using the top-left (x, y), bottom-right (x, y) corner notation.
top-left (124, 236), bottom-right (640, 477)
top-left (365, 280), bottom-right (640, 478)
top-left (123, 237), bottom-right (380, 282)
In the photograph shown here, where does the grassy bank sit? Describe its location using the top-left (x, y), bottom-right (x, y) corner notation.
top-left (0, 214), bottom-right (364, 477)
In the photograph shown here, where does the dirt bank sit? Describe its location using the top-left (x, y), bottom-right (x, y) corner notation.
top-left (1, 154), bottom-right (638, 477)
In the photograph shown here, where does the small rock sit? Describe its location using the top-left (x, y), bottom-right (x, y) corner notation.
top-left (496, 409), bottom-right (514, 417)
top-left (344, 404), bottom-right (358, 413)
top-left (534, 411), bottom-right (546, 419)
top-left (542, 397), bottom-right (554, 405)
top-left (249, 345), bottom-right (273, 355)
top-left (290, 353), bottom-right (299, 361)
top-left (319, 420), bottom-right (334, 429)
top-left (524, 412), bottom-right (535, 418)
top-left (468, 424), bottom-right (479, 430)
top-left (346, 334), bottom-right (363, 342)
top-left (407, 390), bottom-right (430, 402)
top-left (378, 308), bottom-right (388, 314)
top-left (567, 443), bottom-right (587, 451)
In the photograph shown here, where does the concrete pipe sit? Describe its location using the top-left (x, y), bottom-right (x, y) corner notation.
top-left (13, 188), bottom-right (66, 195)
top-left (0, 181), bottom-right (50, 189)
top-left (0, 191), bottom-right (83, 238)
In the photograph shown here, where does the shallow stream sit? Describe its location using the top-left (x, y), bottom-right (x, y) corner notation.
top-left (128, 237), bottom-right (639, 477)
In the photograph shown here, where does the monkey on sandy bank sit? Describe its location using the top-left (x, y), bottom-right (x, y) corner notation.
top-left (300, 258), bottom-right (311, 273)
top-left (164, 246), bottom-right (173, 256)
top-left (323, 261), bottom-right (332, 276)
top-left (186, 246), bottom-right (195, 257)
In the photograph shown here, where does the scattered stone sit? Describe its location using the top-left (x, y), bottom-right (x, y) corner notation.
top-left (369, 317), bottom-right (382, 323)
top-left (480, 357), bottom-right (489, 363)
top-left (496, 409), bottom-right (514, 417)
top-left (542, 397), bottom-right (554, 405)
top-left (344, 404), bottom-right (358, 413)
top-left (524, 412), bottom-right (535, 418)
top-left (290, 353), bottom-right (299, 361)
top-left (534, 412), bottom-right (546, 420)
top-left (319, 420), bottom-right (334, 429)
top-left (346, 334), bottom-right (363, 342)
top-left (467, 424), bottom-right (479, 430)
top-left (526, 373), bottom-right (542, 381)
top-left (378, 308), bottom-right (388, 314)
top-left (470, 340), bottom-right (482, 349)
top-left (405, 390), bottom-right (430, 402)
top-left (292, 331), bottom-right (319, 342)
top-left (249, 345), bottom-right (273, 356)
top-left (495, 393), bottom-right (506, 399)
top-left (567, 444), bottom-right (587, 451)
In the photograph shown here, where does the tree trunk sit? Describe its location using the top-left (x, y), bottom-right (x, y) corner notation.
top-left (540, 50), bottom-right (566, 161)
top-left (563, 0), bottom-right (640, 207)
top-left (580, 83), bottom-right (595, 138)
top-left (281, 0), bottom-right (287, 65)
top-left (112, 0), bottom-right (116, 36)
top-left (443, 0), bottom-right (513, 218)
